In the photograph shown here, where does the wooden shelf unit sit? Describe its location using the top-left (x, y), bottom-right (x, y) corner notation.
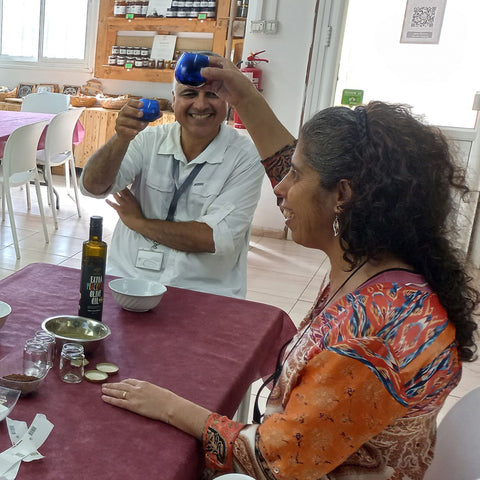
top-left (94, 0), bottom-right (231, 83)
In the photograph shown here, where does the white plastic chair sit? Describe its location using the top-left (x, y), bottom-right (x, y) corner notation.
top-left (35, 108), bottom-right (84, 229)
top-left (0, 120), bottom-right (50, 259)
top-left (21, 92), bottom-right (70, 114)
top-left (424, 386), bottom-right (480, 480)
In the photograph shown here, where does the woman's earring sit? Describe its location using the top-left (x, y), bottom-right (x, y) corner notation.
top-left (333, 215), bottom-right (340, 237)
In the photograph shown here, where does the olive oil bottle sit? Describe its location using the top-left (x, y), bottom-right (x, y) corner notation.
top-left (79, 216), bottom-right (107, 321)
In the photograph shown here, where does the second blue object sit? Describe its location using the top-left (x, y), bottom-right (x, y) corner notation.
top-left (175, 52), bottom-right (209, 87)
top-left (139, 98), bottom-right (160, 122)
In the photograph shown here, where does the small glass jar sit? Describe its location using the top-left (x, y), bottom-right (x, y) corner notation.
top-left (134, 57), bottom-right (144, 68)
top-left (133, 46), bottom-right (141, 56)
top-left (132, 1), bottom-right (142, 15)
top-left (114, 0), bottom-right (127, 16)
top-left (127, 46), bottom-right (135, 55)
top-left (140, 47), bottom-right (150, 57)
top-left (141, 0), bottom-right (149, 16)
top-left (126, 0), bottom-right (136, 15)
top-left (177, 7), bottom-right (187, 17)
top-left (34, 330), bottom-right (56, 369)
top-left (112, 45), bottom-right (120, 55)
top-left (23, 339), bottom-right (48, 378)
top-left (125, 56), bottom-right (135, 68)
top-left (116, 55), bottom-right (126, 66)
top-left (156, 58), bottom-right (165, 69)
top-left (148, 58), bottom-right (156, 68)
top-left (166, 8), bottom-right (176, 17)
top-left (119, 46), bottom-right (127, 55)
top-left (59, 343), bottom-right (85, 384)
top-left (108, 54), bottom-right (118, 65)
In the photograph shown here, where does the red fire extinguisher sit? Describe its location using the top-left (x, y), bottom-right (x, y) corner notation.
top-left (234, 50), bottom-right (269, 129)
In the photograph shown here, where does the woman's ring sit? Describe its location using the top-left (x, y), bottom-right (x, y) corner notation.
top-left (122, 391), bottom-right (127, 399)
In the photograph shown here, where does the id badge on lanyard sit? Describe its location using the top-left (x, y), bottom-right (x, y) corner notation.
top-left (135, 159), bottom-right (205, 272)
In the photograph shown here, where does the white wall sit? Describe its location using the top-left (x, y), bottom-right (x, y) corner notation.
top-left (0, 0), bottom-right (316, 234)
top-left (243, 0), bottom-right (316, 232)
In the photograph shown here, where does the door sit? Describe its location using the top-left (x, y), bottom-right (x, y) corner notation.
top-left (305, 0), bottom-right (480, 257)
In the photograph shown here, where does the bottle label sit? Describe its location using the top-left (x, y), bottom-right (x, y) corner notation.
top-left (79, 258), bottom-right (105, 321)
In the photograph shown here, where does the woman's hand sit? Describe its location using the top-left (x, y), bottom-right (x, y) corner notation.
top-left (102, 378), bottom-right (176, 422)
top-left (101, 379), bottom-right (213, 440)
top-left (200, 56), bottom-right (261, 108)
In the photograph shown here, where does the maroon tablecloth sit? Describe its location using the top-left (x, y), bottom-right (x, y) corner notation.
top-left (0, 111), bottom-right (85, 157)
top-left (0, 263), bottom-right (296, 479)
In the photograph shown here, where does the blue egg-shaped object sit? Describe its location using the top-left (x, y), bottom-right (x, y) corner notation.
top-left (175, 52), bottom-right (209, 87)
top-left (139, 98), bottom-right (160, 122)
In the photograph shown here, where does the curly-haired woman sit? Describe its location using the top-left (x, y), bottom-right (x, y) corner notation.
top-left (101, 57), bottom-right (479, 480)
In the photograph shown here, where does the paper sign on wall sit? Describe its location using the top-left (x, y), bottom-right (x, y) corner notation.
top-left (150, 35), bottom-right (177, 61)
top-left (146, 0), bottom-right (171, 17)
top-left (400, 0), bottom-right (447, 44)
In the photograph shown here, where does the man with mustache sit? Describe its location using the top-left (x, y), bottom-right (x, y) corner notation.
top-left (81, 69), bottom-right (263, 299)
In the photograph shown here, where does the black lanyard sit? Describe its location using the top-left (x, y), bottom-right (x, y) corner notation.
top-left (166, 159), bottom-right (205, 222)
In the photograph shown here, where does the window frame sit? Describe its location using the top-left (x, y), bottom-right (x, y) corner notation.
top-left (0, 0), bottom-right (98, 72)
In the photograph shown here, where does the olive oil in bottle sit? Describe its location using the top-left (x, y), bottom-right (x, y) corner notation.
top-left (79, 216), bottom-right (107, 321)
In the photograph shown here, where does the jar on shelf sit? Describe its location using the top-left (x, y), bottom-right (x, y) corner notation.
top-left (127, 46), bottom-right (135, 55)
top-left (142, 58), bottom-right (150, 68)
top-left (114, 0), bottom-right (127, 16)
top-left (126, 0), bottom-right (135, 15)
top-left (133, 46), bottom-right (141, 56)
top-left (137, 0), bottom-right (147, 16)
top-left (116, 55), bottom-right (126, 66)
top-left (177, 7), bottom-right (187, 17)
top-left (148, 59), bottom-right (156, 68)
top-left (141, 0), bottom-right (149, 16)
top-left (134, 57), bottom-right (144, 68)
top-left (156, 59), bottom-right (165, 69)
top-left (207, 0), bottom-right (216, 7)
top-left (140, 47), bottom-right (150, 57)
top-left (237, 0), bottom-right (248, 17)
top-left (166, 8), bottom-right (176, 17)
top-left (133, 1), bottom-right (143, 15)
top-left (112, 45), bottom-right (120, 55)
top-left (125, 56), bottom-right (135, 67)
top-left (119, 46), bottom-right (127, 55)
top-left (108, 55), bottom-right (117, 65)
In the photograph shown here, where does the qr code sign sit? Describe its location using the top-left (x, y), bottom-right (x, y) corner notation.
top-left (411, 6), bottom-right (437, 28)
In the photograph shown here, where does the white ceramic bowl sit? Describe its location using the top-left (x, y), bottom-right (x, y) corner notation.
top-left (109, 278), bottom-right (167, 312)
top-left (0, 301), bottom-right (11, 330)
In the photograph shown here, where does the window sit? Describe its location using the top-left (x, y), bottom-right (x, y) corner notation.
top-left (0, 0), bottom-right (97, 70)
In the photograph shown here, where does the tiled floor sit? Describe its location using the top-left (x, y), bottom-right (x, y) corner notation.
top-left (0, 174), bottom-right (478, 425)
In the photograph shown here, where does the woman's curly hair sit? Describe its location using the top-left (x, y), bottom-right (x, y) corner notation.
top-left (300, 101), bottom-right (479, 361)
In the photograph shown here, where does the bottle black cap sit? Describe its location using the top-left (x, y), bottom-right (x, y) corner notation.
top-left (90, 216), bottom-right (103, 240)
